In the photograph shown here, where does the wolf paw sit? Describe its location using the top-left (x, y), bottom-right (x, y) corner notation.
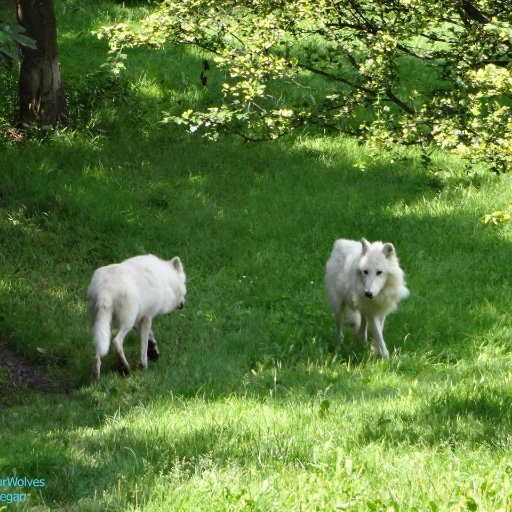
top-left (147, 341), bottom-right (160, 361)
top-left (370, 343), bottom-right (389, 358)
top-left (118, 362), bottom-right (131, 376)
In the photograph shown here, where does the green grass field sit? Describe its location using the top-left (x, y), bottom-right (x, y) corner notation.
top-left (1, 2), bottom-right (512, 510)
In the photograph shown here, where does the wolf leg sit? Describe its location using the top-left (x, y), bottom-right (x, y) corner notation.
top-left (92, 356), bottom-right (101, 379)
top-left (112, 326), bottom-right (131, 375)
top-left (335, 306), bottom-right (344, 345)
top-left (368, 316), bottom-right (389, 358)
top-left (147, 329), bottom-right (160, 361)
top-left (347, 308), bottom-right (360, 331)
top-left (139, 316), bottom-right (152, 369)
top-left (358, 314), bottom-right (368, 344)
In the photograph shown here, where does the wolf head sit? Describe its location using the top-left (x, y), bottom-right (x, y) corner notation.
top-left (170, 256), bottom-right (187, 310)
top-left (358, 238), bottom-right (397, 300)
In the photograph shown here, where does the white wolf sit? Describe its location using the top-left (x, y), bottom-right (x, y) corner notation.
top-left (87, 254), bottom-right (186, 378)
top-left (325, 238), bottom-right (409, 358)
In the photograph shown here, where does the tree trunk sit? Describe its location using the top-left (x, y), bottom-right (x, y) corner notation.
top-left (16, 0), bottom-right (66, 126)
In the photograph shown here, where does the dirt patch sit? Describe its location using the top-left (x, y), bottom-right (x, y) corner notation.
top-left (0, 343), bottom-right (67, 397)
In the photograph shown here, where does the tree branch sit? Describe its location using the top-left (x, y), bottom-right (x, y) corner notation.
top-left (385, 89), bottom-right (416, 115)
top-left (297, 62), bottom-right (376, 95)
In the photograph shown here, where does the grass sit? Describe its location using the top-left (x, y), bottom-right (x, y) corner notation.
top-left (1, 1), bottom-right (512, 510)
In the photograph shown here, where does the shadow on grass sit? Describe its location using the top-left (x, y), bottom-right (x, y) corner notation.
top-left (358, 384), bottom-right (512, 449)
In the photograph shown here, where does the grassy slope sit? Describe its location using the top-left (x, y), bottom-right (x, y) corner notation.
top-left (1, 2), bottom-right (512, 510)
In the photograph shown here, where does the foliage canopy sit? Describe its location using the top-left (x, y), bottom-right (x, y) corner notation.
top-left (102, 0), bottom-right (512, 172)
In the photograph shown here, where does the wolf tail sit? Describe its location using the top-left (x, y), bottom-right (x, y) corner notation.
top-left (90, 293), bottom-right (113, 357)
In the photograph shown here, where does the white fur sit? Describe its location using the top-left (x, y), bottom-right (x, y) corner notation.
top-left (325, 238), bottom-right (409, 358)
top-left (87, 254), bottom-right (186, 378)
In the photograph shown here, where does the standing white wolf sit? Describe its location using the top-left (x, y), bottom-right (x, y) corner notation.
top-left (87, 254), bottom-right (186, 378)
top-left (325, 238), bottom-right (409, 358)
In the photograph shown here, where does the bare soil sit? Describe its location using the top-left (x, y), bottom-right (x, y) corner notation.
top-left (0, 343), bottom-right (67, 398)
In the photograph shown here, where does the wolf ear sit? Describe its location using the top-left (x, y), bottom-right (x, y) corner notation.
top-left (382, 243), bottom-right (395, 259)
top-left (361, 238), bottom-right (371, 255)
top-left (170, 256), bottom-right (183, 272)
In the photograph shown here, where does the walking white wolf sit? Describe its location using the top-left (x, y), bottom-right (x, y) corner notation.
top-left (325, 238), bottom-right (409, 358)
top-left (87, 254), bottom-right (186, 378)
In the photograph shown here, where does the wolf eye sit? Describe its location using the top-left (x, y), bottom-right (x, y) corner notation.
top-left (376, 270), bottom-right (382, 276)
top-left (363, 270), bottom-right (369, 275)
